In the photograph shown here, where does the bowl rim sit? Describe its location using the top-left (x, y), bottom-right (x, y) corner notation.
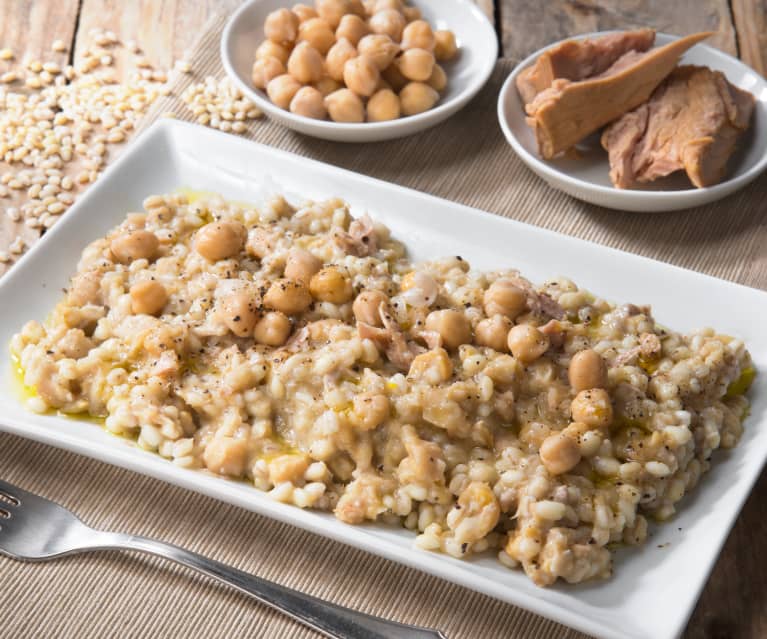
top-left (221, 0), bottom-right (499, 133)
top-left (497, 30), bottom-right (767, 200)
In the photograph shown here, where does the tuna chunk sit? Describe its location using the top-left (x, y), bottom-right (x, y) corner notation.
top-left (519, 31), bottom-right (711, 159)
top-left (601, 65), bottom-right (755, 188)
top-left (516, 28), bottom-right (656, 104)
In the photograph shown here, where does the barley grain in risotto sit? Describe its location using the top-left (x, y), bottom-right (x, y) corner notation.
top-left (11, 191), bottom-right (754, 586)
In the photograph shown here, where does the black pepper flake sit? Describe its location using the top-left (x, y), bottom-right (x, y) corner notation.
top-left (461, 543), bottom-right (468, 553)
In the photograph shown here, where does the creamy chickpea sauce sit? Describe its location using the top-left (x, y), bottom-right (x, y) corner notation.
top-left (11, 192), bottom-right (754, 586)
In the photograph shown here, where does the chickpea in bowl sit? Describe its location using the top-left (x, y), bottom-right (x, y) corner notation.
top-left (253, 0), bottom-right (458, 123)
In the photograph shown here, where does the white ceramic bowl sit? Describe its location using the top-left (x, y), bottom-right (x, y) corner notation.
top-left (497, 32), bottom-right (767, 212)
top-left (222, 0), bottom-right (497, 142)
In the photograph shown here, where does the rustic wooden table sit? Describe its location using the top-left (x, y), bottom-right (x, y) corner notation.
top-left (2, 1), bottom-right (766, 638)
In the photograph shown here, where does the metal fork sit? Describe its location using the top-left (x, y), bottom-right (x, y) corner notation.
top-left (0, 479), bottom-right (445, 639)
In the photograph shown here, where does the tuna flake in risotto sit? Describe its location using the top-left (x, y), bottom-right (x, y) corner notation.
top-left (11, 192), bottom-right (755, 586)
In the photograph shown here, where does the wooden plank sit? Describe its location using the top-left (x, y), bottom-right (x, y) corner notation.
top-left (684, 469), bottom-right (767, 638)
top-left (731, 0), bottom-right (767, 76)
top-left (499, 0), bottom-right (737, 62)
top-left (0, 0), bottom-right (80, 65)
top-left (0, 0), bottom-right (81, 276)
top-left (73, 0), bottom-right (245, 80)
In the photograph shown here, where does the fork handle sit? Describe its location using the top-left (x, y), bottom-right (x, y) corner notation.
top-left (94, 532), bottom-right (445, 639)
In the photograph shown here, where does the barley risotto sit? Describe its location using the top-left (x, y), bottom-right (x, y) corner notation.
top-left (11, 191), bottom-right (754, 586)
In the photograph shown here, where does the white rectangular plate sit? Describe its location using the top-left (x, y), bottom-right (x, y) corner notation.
top-left (1, 120), bottom-right (765, 639)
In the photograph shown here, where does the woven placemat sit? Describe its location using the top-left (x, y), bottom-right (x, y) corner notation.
top-left (2, 14), bottom-right (765, 639)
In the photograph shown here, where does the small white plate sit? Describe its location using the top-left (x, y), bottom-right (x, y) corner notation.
top-left (222, 0), bottom-right (497, 142)
top-left (497, 32), bottom-right (767, 212)
top-left (2, 120), bottom-right (767, 639)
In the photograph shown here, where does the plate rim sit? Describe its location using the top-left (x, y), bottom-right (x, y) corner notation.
top-left (497, 30), bottom-right (767, 205)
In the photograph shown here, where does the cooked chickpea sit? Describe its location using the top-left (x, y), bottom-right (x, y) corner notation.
top-left (367, 88), bottom-right (400, 121)
top-left (571, 389), bottom-right (613, 429)
top-left (194, 220), bottom-right (246, 261)
top-left (343, 55), bottom-right (380, 97)
top-left (401, 20), bottom-right (435, 51)
top-left (254, 311), bottom-right (292, 346)
top-left (130, 280), bottom-right (167, 316)
top-left (287, 42), bottom-right (324, 84)
top-left (484, 279), bottom-right (527, 319)
top-left (372, 0), bottom-right (402, 11)
top-left (336, 14), bottom-right (369, 45)
top-left (251, 56), bottom-right (286, 90)
top-left (326, 38), bottom-right (358, 82)
top-left (475, 315), bottom-right (512, 352)
top-left (368, 9), bottom-right (406, 42)
top-left (221, 290), bottom-right (259, 337)
top-left (352, 289), bottom-right (388, 325)
top-left (539, 433), bottom-right (582, 475)
top-left (569, 349), bottom-right (607, 392)
top-left (409, 348), bottom-right (453, 384)
top-left (357, 34), bottom-right (399, 70)
top-left (325, 88), bottom-right (365, 122)
top-left (298, 17), bottom-right (336, 55)
top-left (256, 40), bottom-right (290, 66)
top-left (316, 0), bottom-right (348, 28)
top-left (507, 324), bottom-right (549, 362)
top-left (204, 437), bottom-right (248, 477)
top-left (425, 309), bottom-right (472, 351)
top-left (399, 81), bottom-right (439, 116)
top-left (434, 29), bottom-right (458, 61)
top-left (427, 63), bottom-right (447, 92)
top-left (266, 74), bottom-right (302, 109)
top-left (292, 3), bottom-right (318, 23)
top-left (350, 392), bottom-right (390, 430)
top-left (290, 86), bottom-right (328, 119)
top-left (397, 47), bottom-right (435, 82)
top-left (402, 6), bottom-right (421, 21)
top-left (310, 266), bottom-right (354, 304)
top-left (110, 230), bottom-right (159, 263)
top-left (284, 248), bottom-right (322, 283)
top-left (264, 278), bottom-right (313, 315)
top-left (314, 76), bottom-right (343, 96)
top-left (264, 8), bottom-right (299, 44)
top-left (381, 62), bottom-right (408, 91)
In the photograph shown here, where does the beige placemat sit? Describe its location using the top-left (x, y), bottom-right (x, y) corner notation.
top-left (2, 14), bottom-right (766, 639)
